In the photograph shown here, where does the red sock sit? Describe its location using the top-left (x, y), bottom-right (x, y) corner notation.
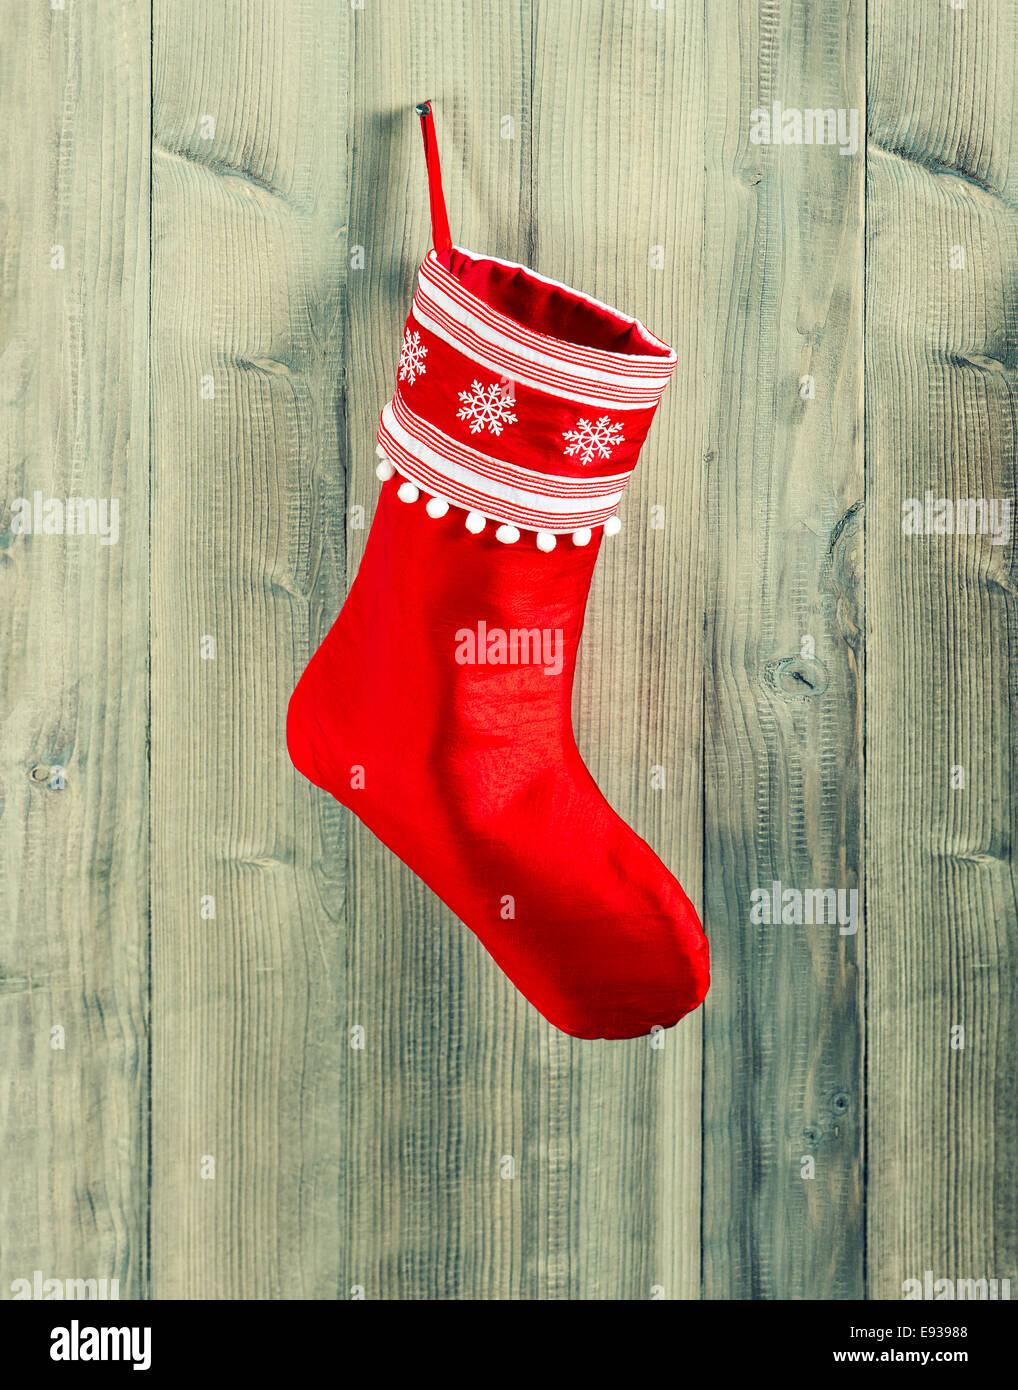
top-left (287, 103), bottom-right (709, 1039)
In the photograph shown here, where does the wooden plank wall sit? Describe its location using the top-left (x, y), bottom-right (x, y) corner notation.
top-left (149, 0), bottom-right (349, 1299)
top-left (866, 0), bottom-right (1018, 1299)
top-left (1, 0), bottom-right (151, 1300)
top-left (340, 0), bottom-right (704, 1302)
top-left (1, 0), bottom-right (1015, 1302)
top-left (702, 0), bottom-right (865, 1299)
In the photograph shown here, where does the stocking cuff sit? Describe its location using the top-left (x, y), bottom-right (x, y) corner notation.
top-left (376, 246), bottom-right (677, 542)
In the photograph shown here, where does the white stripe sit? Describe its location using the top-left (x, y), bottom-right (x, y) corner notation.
top-left (418, 271), bottom-right (671, 388)
top-left (381, 401), bottom-right (626, 517)
top-left (428, 248), bottom-right (676, 365)
top-left (413, 299), bottom-right (655, 411)
top-left (415, 281), bottom-right (669, 404)
top-left (390, 393), bottom-right (629, 492)
top-left (381, 447), bottom-right (616, 528)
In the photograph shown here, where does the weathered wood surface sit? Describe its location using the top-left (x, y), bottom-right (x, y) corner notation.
top-left (1, 0), bottom-right (1014, 1302)
top-left (340, 0), bottom-right (705, 1301)
top-left (865, 0), bottom-right (1018, 1300)
top-left (0, 0), bottom-right (151, 1299)
top-left (702, 0), bottom-right (866, 1299)
top-left (149, 0), bottom-right (350, 1298)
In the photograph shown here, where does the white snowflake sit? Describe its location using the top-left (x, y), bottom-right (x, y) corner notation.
top-left (561, 416), bottom-right (626, 466)
top-left (398, 328), bottom-right (428, 385)
top-left (456, 380), bottom-right (519, 436)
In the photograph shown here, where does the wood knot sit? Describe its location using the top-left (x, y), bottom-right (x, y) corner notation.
top-left (765, 655), bottom-right (829, 699)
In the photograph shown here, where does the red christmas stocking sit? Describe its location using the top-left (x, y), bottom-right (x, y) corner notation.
top-left (288, 102), bottom-right (709, 1039)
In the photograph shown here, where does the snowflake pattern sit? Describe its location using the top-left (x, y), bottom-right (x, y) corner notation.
top-left (398, 328), bottom-right (428, 385)
top-left (561, 416), bottom-right (626, 466)
top-left (456, 380), bottom-right (519, 436)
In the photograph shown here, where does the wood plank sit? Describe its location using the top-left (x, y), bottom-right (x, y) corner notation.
top-left (528, 0), bottom-right (705, 1301)
top-left (0, 0), bottom-right (150, 1299)
top-left (342, 0), bottom-right (704, 1299)
top-left (6, 0), bottom-right (1014, 1308)
top-left (342, 0), bottom-right (534, 1302)
top-left (702, 0), bottom-right (866, 1298)
top-left (149, 0), bottom-right (349, 1298)
top-left (866, 0), bottom-right (1018, 1299)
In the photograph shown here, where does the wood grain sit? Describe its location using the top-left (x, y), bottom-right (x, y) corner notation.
top-left (865, 0), bottom-right (1018, 1299)
top-left (2, 0), bottom-right (1015, 1305)
top-left (0, 0), bottom-right (150, 1299)
top-left (702, 0), bottom-right (866, 1299)
top-left (334, 0), bottom-right (705, 1301)
top-left (528, 0), bottom-right (705, 1301)
top-left (149, 0), bottom-right (349, 1298)
top-left (338, 0), bottom-right (532, 1303)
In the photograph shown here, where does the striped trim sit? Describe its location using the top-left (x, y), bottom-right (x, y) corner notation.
top-left (391, 393), bottom-right (627, 495)
top-left (415, 249), bottom-right (676, 410)
top-left (426, 250), bottom-right (675, 373)
top-left (379, 398), bottom-right (628, 533)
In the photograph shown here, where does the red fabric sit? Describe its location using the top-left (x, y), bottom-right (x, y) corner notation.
top-left (440, 248), bottom-right (669, 356)
top-left (288, 103), bottom-right (707, 1038)
top-left (383, 249), bottom-right (675, 531)
top-left (287, 482), bottom-right (709, 1040)
top-left (378, 398), bottom-right (627, 531)
top-left (418, 104), bottom-right (452, 254)
top-left (396, 311), bottom-right (657, 474)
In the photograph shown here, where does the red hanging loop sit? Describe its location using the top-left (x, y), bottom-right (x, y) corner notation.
top-left (415, 100), bottom-right (453, 255)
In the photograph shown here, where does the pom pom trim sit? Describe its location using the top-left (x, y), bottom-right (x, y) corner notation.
top-left (376, 450), bottom-right (622, 547)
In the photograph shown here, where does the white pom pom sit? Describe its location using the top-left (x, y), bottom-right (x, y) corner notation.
top-left (464, 511), bottom-right (486, 534)
top-left (397, 481), bottom-right (420, 504)
top-left (572, 527), bottom-right (592, 547)
top-left (495, 523), bottom-right (521, 545)
top-left (604, 515), bottom-right (622, 536)
top-left (375, 458), bottom-right (395, 481)
top-left (375, 443), bottom-right (386, 458)
top-left (426, 496), bottom-right (450, 518)
top-left (535, 530), bottom-right (557, 552)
